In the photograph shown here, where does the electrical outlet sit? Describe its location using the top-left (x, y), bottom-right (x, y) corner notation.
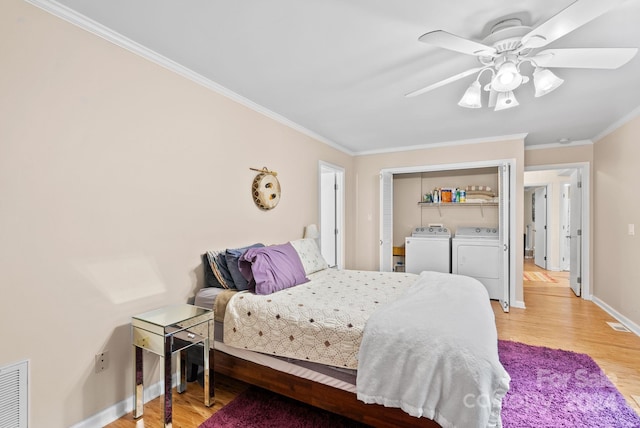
top-left (95, 350), bottom-right (109, 373)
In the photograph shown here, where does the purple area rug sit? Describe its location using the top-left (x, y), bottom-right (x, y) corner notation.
top-left (499, 340), bottom-right (640, 428)
top-left (199, 386), bottom-right (367, 428)
top-left (200, 341), bottom-right (640, 428)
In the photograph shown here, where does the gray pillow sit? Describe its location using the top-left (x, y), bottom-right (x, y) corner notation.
top-left (225, 243), bottom-right (265, 291)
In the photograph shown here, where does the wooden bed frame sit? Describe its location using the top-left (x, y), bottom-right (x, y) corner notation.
top-left (212, 348), bottom-right (441, 428)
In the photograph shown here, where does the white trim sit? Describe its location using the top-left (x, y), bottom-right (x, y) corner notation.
top-left (512, 300), bottom-right (526, 309)
top-left (591, 104), bottom-right (640, 143)
top-left (70, 374), bottom-right (177, 428)
top-left (381, 158), bottom-right (515, 175)
top-left (23, 0), bottom-right (353, 156)
top-left (592, 297), bottom-right (640, 338)
top-left (355, 133), bottom-right (527, 156)
top-left (318, 161), bottom-right (346, 269)
top-left (525, 139), bottom-right (593, 150)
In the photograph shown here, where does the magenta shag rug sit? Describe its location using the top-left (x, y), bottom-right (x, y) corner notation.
top-left (200, 341), bottom-right (640, 428)
top-left (498, 340), bottom-right (640, 427)
top-left (199, 386), bottom-right (367, 428)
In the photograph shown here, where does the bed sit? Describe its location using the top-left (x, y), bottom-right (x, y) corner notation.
top-left (193, 239), bottom-right (510, 428)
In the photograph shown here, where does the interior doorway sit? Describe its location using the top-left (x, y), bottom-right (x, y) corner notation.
top-left (523, 164), bottom-right (588, 299)
top-left (319, 161), bottom-right (345, 268)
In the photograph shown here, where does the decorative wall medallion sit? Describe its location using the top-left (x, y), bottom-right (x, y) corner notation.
top-left (250, 167), bottom-right (281, 210)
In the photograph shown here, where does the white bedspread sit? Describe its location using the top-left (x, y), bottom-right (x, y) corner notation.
top-left (223, 269), bottom-right (418, 369)
top-left (356, 271), bottom-right (510, 428)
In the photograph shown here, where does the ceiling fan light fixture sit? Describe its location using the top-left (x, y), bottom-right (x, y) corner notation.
top-left (491, 61), bottom-right (524, 92)
top-left (494, 91), bottom-right (519, 111)
top-left (458, 80), bottom-right (482, 108)
top-left (533, 67), bottom-right (564, 97)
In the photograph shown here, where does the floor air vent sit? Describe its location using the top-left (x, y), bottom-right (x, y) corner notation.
top-left (606, 321), bottom-right (631, 332)
top-left (0, 360), bottom-right (28, 428)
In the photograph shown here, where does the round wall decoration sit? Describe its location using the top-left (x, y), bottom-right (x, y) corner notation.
top-left (250, 167), bottom-right (281, 210)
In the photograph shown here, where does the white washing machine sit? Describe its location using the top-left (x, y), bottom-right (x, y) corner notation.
top-left (452, 227), bottom-right (502, 299)
top-left (405, 226), bottom-right (451, 274)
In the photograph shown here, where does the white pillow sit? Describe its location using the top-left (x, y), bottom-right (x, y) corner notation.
top-left (289, 238), bottom-right (329, 275)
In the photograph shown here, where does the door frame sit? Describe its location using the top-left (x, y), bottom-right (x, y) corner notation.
top-left (528, 185), bottom-right (549, 270)
top-left (380, 158), bottom-right (516, 310)
top-left (560, 183), bottom-right (571, 271)
top-left (318, 161), bottom-right (345, 269)
top-left (524, 162), bottom-right (591, 300)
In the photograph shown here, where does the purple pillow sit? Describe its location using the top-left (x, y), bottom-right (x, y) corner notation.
top-left (239, 243), bottom-right (308, 295)
top-left (225, 243), bottom-right (264, 291)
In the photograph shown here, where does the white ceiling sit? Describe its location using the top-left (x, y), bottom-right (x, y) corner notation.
top-left (48, 0), bottom-right (640, 154)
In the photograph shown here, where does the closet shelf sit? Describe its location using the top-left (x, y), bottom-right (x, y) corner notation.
top-left (417, 201), bottom-right (498, 218)
top-left (417, 202), bottom-right (498, 207)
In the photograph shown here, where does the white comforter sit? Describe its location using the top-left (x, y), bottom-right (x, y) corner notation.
top-left (356, 271), bottom-right (510, 428)
top-left (223, 269), bottom-right (418, 369)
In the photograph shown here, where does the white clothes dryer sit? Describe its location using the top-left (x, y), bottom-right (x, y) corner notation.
top-left (452, 227), bottom-right (502, 299)
top-left (405, 226), bottom-right (451, 274)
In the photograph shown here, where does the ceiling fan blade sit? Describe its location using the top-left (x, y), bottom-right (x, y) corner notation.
top-left (418, 30), bottom-right (497, 57)
top-left (521, 0), bottom-right (627, 49)
top-left (405, 67), bottom-right (485, 98)
top-left (531, 48), bottom-right (638, 69)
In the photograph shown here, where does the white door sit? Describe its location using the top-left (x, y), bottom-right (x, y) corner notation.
top-left (320, 169), bottom-right (337, 267)
top-left (379, 172), bottom-right (393, 272)
top-left (534, 187), bottom-right (547, 269)
top-left (569, 170), bottom-right (582, 296)
top-left (319, 162), bottom-right (344, 268)
top-left (560, 183), bottom-right (571, 271)
top-left (498, 163), bottom-right (510, 312)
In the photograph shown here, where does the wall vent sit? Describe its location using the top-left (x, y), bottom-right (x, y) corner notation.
top-left (606, 321), bottom-right (630, 332)
top-left (0, 360), bottom-right (28, 428)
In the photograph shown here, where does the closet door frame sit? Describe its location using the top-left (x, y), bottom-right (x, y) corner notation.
top-left (380, 159), bottom-right (516, 310)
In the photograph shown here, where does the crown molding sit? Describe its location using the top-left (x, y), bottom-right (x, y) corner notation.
top-left (23, 0), bottom-right (354, 156)
top-left (354, 133), bottom-right (527, 156)
top-left (524, 139), bottom-right (593, 151)
top-left (591, 104), bottom-right (640, 143)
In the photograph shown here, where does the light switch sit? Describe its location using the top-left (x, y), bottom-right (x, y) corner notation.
top-left (629, 224), bottom-right (635, 236)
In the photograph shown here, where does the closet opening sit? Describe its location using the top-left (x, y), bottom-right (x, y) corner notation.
top-left (380, 159), bottom-right (515, 312)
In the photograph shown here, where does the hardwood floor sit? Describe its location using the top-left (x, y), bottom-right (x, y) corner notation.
top-left (107, 262), bottom-right (640, 427)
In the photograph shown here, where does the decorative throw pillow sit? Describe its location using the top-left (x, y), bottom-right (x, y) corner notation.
top-left (239, 243), bottom-right (309, 295)
top-left (289, 238), bottom-right (329, 274)
top-left (205, 250), bottom-right (233, 289)
top-left (201, 253), bottom-right (224, 288)
top-left (225, 243), bottom-right (265, 291)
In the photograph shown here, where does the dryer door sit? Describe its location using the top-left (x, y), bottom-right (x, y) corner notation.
top-left (455, 242), bottom-right (502, 299)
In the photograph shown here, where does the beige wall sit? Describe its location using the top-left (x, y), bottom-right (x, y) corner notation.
top-left (0, 1), bottom-right (353, 426)
top-left (354, 138), bottom-right (525, 303)
top-left (594, 115), bottom-right (640, 327)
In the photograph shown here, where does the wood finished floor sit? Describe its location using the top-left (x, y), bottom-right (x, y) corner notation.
top-left (106, 260), bottom-right (640, 427)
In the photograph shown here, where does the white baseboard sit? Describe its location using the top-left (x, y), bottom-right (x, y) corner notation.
top-left (70, 376), bottom-right (176, 428)
top-left (512, 300), bottom-right (526, 309)
top-left (592, 296), bottom-right (640, 338)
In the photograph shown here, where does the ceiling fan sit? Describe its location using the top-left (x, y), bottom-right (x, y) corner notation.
top-left (406, 0), bottom-right (638, 111)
